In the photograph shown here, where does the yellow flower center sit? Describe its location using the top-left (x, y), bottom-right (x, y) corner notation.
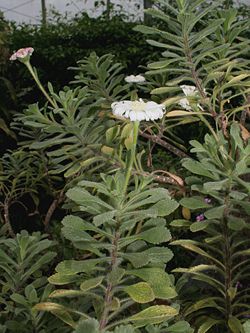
top-left (131, 100), bottom-right (145, 112)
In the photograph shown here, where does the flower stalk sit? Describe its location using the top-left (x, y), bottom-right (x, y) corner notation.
top-left (25, 62), bottom-right (57, 109)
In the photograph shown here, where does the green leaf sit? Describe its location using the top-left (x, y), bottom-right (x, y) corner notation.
top-left (113, 326), bottom-right (135, 333)
top-left (74, 319), bottom-right (99, 333)
top-left (166, 321), bottom-right (192, 332)
top-left (127, 268), bottom-right (176, 299)
top-left (55, 259), bottom-right (100, 274)
top-left (227, 287), bottom-right (237, 301)
top-left (64, 163), bottom-right (82, 178)
top-left (145, 247), bottom-right (173, 264)
top-left (228, 217), bottom-right (246, 231)
top-left (124, 282), bottom-right (155, 304)
top-left (182, 160), bottom-right (216, 179)
top-left (170, 219), bottom-right (190, 227)
top-left (10, 294), bottom-right (28, 307)
top-left (197, 318), bottom-right (221, 333)
top-left (151, 87), bottom-right (180, 95)
top-left (205, 206), bottom-right (225, 219)
top-left (80, 276), bottom-right (104, 292)
top-left (48, 273), bottom-right (81, 285)
top-left (228, 316), bottom-right (244, 333)
top-left (138, 226), bottom-right (171, 244)
top-left (170, 240), bottom-right (219, 265)
top-left (185, 298), bottom-right (221, 316)
top-left (243, 320), bottom-right (250, 333)
top-left (93, 210), bottom-right (116, 226)
top-left (152, 198), bottom-right (179, 216)
top-left (180, 197), bottom-right (210, 210)
top-left (190, 221), bottom-right (209, 232)
top-left (129, 305), bottom-right (178, 327)
top-left (107, 267), bottom-right (125, 285)
top-left (123, 252), bottom-right (150, 268)
top-left (62, 216), bottom-right (95, 242)
top-left (133, 25), bottom-right (161, 35)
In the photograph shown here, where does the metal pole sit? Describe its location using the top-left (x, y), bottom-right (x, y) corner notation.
top-left (106, 0), bottom-right (111, 19)
top-left (41, 0), bottom-right (47, 27)
top-left (144, 0), bottom-right (153, 23)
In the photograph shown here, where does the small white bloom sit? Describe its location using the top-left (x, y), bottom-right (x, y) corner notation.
top-left (179, 85), bottom-right (199, 111)
top-left (125, 75), bottom-right (146, 83)
top-left (180, 85), bottom-right (197, 97)
top-left (179, 98), bottom-right (192, 111)
top-left (111, 98), bottom-right (165, 122)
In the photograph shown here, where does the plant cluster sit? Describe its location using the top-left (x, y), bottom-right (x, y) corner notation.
top-left (0, 0), bottom-right (249, 332)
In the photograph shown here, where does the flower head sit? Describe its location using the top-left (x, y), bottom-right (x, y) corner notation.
top-left (10, 47), bottom-right (34, 62)
top-left (179, 85), bottom-right (199, 111)
top-left (111, 98), bottom-right (165, 122)
top-left (196, 213), bottom-right (205, 222)
top-left (125, 75), bottom-right (146, 83)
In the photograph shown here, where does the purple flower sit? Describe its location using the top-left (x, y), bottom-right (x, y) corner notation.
top-left (196, 214), bottom-right (205, 222)
top-left (204, 197), bottom-right (211, 204)
top-left (236, 281), bottom-right (243, 289)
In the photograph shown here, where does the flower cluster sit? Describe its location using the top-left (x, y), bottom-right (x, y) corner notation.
top-left (125, 74), bottom-right (145, 83)
top-left (10, 47), bottom-right (34, 61)
top-left (196, 213), bottom-right (205, 222)
top-left (111, 98), bottom-right (165, 122)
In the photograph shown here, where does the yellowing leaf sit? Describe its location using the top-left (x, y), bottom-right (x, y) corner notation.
top-left (182, 207), bottom-right (191, 220)
top-left (129, 305), bottom-right (178, 326)
top-left (49, 289), bottom-right (84, 298)
top-left (124, 282), bottom-right (155, 304)
top-left (101, 145), bottom-right (114, 155)
top-left (166, 110), bottom-right (194, 117)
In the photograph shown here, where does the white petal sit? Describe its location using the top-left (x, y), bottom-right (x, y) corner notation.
top-left (180, 85), bottom-right (197, 96)
top-left (179, 98), bottom-right (191, 110)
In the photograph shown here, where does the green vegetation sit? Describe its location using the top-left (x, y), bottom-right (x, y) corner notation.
top-left (0, 0), bottom-right (249, 332)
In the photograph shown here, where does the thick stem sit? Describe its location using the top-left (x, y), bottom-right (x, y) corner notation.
top-left (99, 230), bottom-right (120, 331)
top-left (222, 216), bottom-right (232, 322)
top-left (222, 191), bottom-right (233, 328)
top-left (25, 62), bottom-right (57, 109)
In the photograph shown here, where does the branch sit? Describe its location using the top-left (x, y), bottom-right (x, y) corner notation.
top-left (43, 189), bottom-right (65, 230)
top-left (3, 200), bottom-right (15, 238)
top-left (139, 130), bottom-right (189, 158)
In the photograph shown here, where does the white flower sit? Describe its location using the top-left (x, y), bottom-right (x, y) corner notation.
top-left (10, 47), bottom-right (34, 61)
top-left (181, 85), bottom-right (197, 96)
top-left (111, 98), bottom-right (165, 122)
top-left (125, 75), bottom-right (146, 83)
top-left (179, 85), bottom-right (199, 111)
